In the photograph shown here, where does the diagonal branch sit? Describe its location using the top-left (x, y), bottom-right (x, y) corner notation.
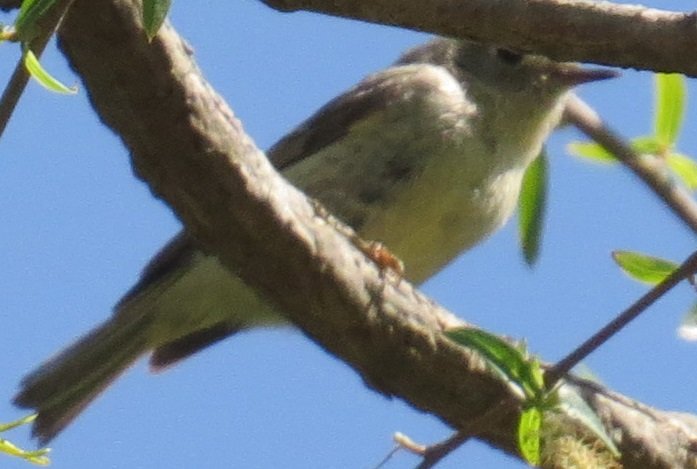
top-left (549, 251), bottom-right (697, 385)
top-left (52, 0), bottom-right (697, 467)
top-left (0, 0), bottom-right (76, 138)
top-left (260, 0), bottom-right (697, 77)
top-left (565, 94), bottom-right (697, 236)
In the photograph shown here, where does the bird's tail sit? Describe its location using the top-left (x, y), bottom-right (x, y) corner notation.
top-left (14, 313), bottom-right (151, 444)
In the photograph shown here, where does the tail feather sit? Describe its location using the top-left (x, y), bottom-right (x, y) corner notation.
top-left (14, 315), bottom-right (150, 444)
top-left (150, 321), bottom-right (240, 371)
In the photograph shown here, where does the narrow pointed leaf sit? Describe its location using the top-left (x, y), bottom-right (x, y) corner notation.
top-left (567, 141), bottom-right (617, 164)
top-left (24, 49), bottom-right (77, 94)
top-left (557, 383), bottom-right (621, 457)
top-left (630, 135), bottom-right (663, 156)
top-left (142, 0), bottom-right (172, 40)
top-left (0, 439), bottom-right (50, 466)
top-left (0, 415), bottom-right (51, 465)
top-left (612, 250), bottom-right (678, 285)
top-left (14, 0), bottom-right (56, 41)
top-left (667, 153), bottom-right (697, 190)
top-left (654, 73), bottom-right (686, 147)
top-left (518, 406), bottom-right (542, 465)
top-left (527, 357), bottom-right (546, 397)
top-left (518, 151), bottom-right (547, 266)
top-left (446, 328), bottom-right (543, 400)
top-left (0, 414), bottom-right (35, 433)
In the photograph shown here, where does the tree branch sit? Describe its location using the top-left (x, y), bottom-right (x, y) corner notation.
top-left (0, 0), bottom-right (20, 10)
top-left (565, 94), bottom-right (697, 236)
top-left (4, 0), bottom-right (697, 75)
top-left (260, 0), bottom-right (697, 77)
top-left (548, 251), bottom-right (697, 385)
top-left (51, 0), bottom-right (697, 467)
top-left (0, 0), bottom-right (76, 138)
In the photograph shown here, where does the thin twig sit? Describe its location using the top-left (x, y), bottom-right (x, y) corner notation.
top-left (564, 94), bottom-right (697, 235)
top-left (386, 397), bottom-right (516, 468)
top-left (553, 95), bottom-right (697, 384)
top-left (0, 0), bottom-right (75, 138)
top-left (415, 431), bottom-right (471, 469)
top-left (548, 251), bottom-right (697, 386)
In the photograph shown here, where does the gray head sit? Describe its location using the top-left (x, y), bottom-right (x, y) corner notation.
top-left (397, 38), bottom-right (616, 107)
top-left (394, 38), bottom-right (615, 171)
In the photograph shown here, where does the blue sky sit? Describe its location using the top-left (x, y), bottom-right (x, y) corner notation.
top-left (2, 1), bottom-right (696, 468)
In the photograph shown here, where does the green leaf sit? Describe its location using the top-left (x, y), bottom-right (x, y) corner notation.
top-left (667, 153), bottom-right (697, 190)
top-left (0, 414), bottom-right (35, 433)
top-left (630, 135), bottom-right (663, 156)
top-left (0, 439), bottom-right (50, 466)
top-left (518, 406), bottom-right (542, 465)
top-left (557, 383), bottom-right (621, 458)
top-left (654, 73), bottom-right (686, 147)
top-left (566, 141), bottom-right (617, 164)
top-left (518, 151), bottom-right (547, 266)
top-left (527, 357), bottom-right (546, 400)
top-left (0, 415), bottom-right (51, 466)
top-left (14, 0), bottom-right (57, 42)
top-left (612, 250), bottom-right (678, 285)
top-left (23, 48), bottom-right (77, 94)
top-left (142, 0), bottom-right (172, 40)
top-left (446, 328), bottom-right (544, 401)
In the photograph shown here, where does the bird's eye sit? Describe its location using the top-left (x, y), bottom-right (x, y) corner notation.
top-left (496, 49), bottom-right (523, 65)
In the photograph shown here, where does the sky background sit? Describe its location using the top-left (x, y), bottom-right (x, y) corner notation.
top-left (1, 1), bottom-right (696, 468)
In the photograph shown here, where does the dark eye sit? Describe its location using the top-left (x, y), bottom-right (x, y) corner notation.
top-left (496, 48), bottom-right (523, 65)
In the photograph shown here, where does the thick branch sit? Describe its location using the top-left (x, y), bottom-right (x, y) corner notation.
top-left (55, 0), bottom-right (697, 467)
top-left (4, 0), bottom-right (697, 75)
top-left (261, 0), bottom-right (697, 77)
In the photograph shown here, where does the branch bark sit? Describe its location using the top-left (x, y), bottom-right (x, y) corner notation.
top-left (5, 0), bottom-right (697, 75)
top-left (565, 95), bottom-right (697, 236)
top-left (51, 0), bottom-right (697, 467)
top-left (0, 0), bottom-right (76, 138)
top-left (261, 0), bottom-right (697, 77)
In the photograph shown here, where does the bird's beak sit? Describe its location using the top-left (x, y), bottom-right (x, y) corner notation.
top-left (552, 65), bottom-right (619, 87)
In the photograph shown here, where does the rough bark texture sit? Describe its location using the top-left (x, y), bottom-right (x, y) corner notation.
top-left (261, 0), bottom-right (697, 77)
top-left (40, 0), bottom-right (697, 467)
top-left (5, 0), bottom-right (697, 75)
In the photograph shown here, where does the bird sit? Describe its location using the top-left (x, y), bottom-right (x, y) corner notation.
top-left (14, 37), bottom-right (615, 443)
